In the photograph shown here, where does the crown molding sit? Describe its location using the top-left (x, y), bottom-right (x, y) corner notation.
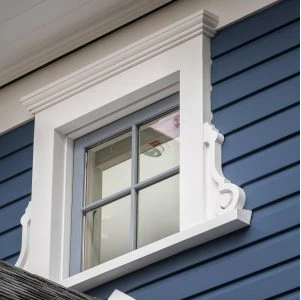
top-left (0, 0), bottom-right (172, 88)
top-left (20, 9), bottom-right (218, 114)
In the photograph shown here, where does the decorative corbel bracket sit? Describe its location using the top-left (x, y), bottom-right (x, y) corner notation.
top-left (204, 122), bottom-right (249, 219)
top-left (15, 201), bottom-right (32, 269)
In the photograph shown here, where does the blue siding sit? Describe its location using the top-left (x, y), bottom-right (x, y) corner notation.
top-left (0, 121), bottom-right (34, 264)
top-left (86, 0), bottom-right (300, 299)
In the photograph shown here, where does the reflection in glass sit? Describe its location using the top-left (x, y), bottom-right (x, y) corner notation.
top-left (84, 195), bottom-right (131, 270)
top-left (137, 174), bottom-right (179, 248)
top-left (86, 132), bottom-right (132, 204)
top-left (139, 110), bottom-right (179, 181)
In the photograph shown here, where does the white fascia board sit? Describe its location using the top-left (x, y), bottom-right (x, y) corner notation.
top-left (61, 209), bottom-right (251, 291)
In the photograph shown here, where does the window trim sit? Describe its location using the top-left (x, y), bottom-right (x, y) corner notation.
top-left (16, 9), bottom-right (251, 291)
top-left (71, 93), bottom-right (180, 275)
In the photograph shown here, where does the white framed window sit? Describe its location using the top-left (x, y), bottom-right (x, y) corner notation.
top-left (17, 9), bottom-right (251, 292)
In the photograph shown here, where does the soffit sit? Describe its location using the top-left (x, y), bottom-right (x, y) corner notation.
top-left (0, 0), bottom-right (173, 87)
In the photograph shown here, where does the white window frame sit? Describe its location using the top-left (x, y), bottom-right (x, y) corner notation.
top-left (17, 10), bottom-right (251, 292)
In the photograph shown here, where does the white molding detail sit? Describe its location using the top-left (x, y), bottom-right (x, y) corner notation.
top-left (17, 7), bottom-right (252, 291)
top-left (0, 0), bottom-right (173, 87)
top-left (204, 123), bottom-right (246, 218)
top-left (20, 9), bottom-right (218, 114)
top-left (15, 202), bottom-right (32, 269)
top-left (108, 290), bottom-right (135, 300)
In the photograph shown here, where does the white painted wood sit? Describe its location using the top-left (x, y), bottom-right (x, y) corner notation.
top-left (61, 209), bottom-right (251, 291)
top-left (109, 290), bottom-right (135, 300)
top-left (61, 138), bottom-right (74, 280)
top-left (15, 202), bottom-right (32, 269)
top-left (204, 123), bottom-right (246, 219)
top-left (15, 8), bottom-right (252, 290)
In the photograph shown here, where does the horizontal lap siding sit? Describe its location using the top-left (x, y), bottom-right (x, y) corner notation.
top-left (86, 0), bottom-right (300, 298)
top-left (0, 121), bottom-right (34, 264)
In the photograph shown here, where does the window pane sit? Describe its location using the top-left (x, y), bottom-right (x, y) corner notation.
top-left (86, 131), bottom-right (131, 204)
top-left (84, 195), bottom-right (131, 270)
top-left (139, 110), bottom-right (179, 181)
top-left (137, 174), bottom-right (179, 248)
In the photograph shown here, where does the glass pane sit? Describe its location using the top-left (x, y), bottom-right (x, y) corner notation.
top-left (139, 110), bottom-right (179, 181)
top-left (86, 131), bottom-right (131, 204)
top-left (137, 174), bottom-right (179, 248)
top-left (84, 195), bottom-right (131, 270)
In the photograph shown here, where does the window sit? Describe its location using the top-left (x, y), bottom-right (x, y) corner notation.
top-left (17, 9), bottom-right (251, 290)
top-left (71, 93), bottom-right (179, 274)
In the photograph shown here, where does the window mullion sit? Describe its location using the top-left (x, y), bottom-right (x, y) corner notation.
top-left (130, 124), bottom-right (139, 250)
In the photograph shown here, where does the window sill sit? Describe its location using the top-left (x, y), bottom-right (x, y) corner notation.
top-left (60, 209), bottom-right (251, 291)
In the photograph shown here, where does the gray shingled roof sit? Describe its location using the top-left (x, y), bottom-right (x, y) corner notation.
top-left (0, 261), bottom-right (96, 300)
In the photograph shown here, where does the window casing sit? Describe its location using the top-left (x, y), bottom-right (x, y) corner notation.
top-left (71, 93), bottom-right (179, 275)
top-left (16, 9), bottom-right (251, 291)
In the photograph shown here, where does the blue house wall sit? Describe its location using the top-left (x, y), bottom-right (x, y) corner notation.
top-left (87, 0), bottom-right (300, 298)
top-left (0, 121), bottom-right (34, 265)
top-left (0, 0), bottom-right (298, 298)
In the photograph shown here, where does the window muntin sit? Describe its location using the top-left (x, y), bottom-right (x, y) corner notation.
top-left (71, 94), bottom-right (180, 273)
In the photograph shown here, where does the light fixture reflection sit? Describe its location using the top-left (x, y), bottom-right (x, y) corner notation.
top-left (143, 112), bottom-right (179, 158)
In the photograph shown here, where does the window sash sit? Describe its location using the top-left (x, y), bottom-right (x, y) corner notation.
top-left (70, 93), bottom-right (179, 275)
